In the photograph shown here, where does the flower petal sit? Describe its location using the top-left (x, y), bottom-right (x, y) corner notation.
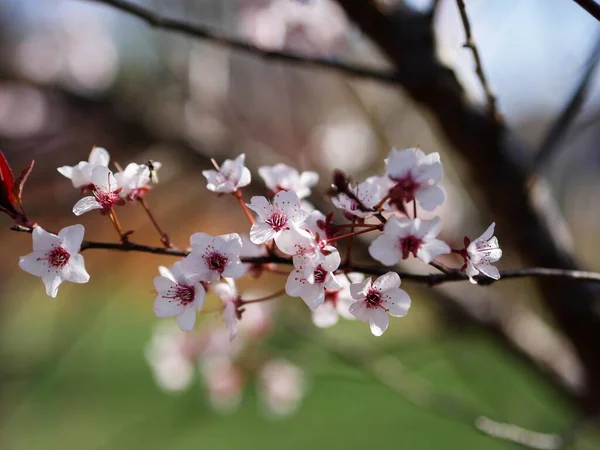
top-left (250, 222), bottom-right (277, 245)
top-left (58, 224), bottom-right (85, 254)
top-left (42, 273), bottom-right (63, 298)
top-left (19, 251), bottom-right (48, 277)
top-left (154, 275), bottom-right (176, 294)
top-left (369, 235), bottom-right (401, 266)
top-left (88, 147), bottom-right (110, 166)
top-left (246, 196), bottom-right (273, 219)
top-left (477, 264), bottom-right (500, 280)
top-left (72, 197), bottom-right (102, 216)
top-left (32, 227), bottom-right (60, 252)
top-left (369, 309), bottom-right (389, 336)
top-left (154, 293), bottom-right (184, 318)
top-left (65, 254), bottom-right (90, 283)
top-left (372, 272), bottom-right (401, 292)
top-left (417, 239), bottom-right (451, 264)
top-left (416, 185), bottom-right (445, 211)
top-left (383, 288), bottom-right (411, 317)
top-left (177, 307), bottom-right (197, 331)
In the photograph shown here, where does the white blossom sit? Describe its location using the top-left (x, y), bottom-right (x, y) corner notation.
top-left (246, 190), bottom-right (309, 247)
top-left (57, 146), bottom-right (110, 190)
top-left (259, 359), bottom-right (306, 418)
top-left (331, 180), bottom-right (380, 218)
top-left (200, 357), bottom-right (244, 414)
top-left (213, 278), bottom-right (241, 341)
top-left (18, 225), bottom-right (90, 298)
top-left (465, 222), bottom-right (502, 284)
top-left (153, 261), bottom-right (206, 331)
top-left (72, 165), bottom-right (124, 216)
top-left (258, 163), bottom-right (318, 199)
top-left (385, 147), bottom-right (445, 211)
top-left (114, 161), bottom-right (161, 201)
top-left (285, 253), bottom-right (341, 310)
top-left (369, 216), bottom-right (450, 265)
top-left (202, 154), bottom-right (251, 193)
top-left (349, 272), bottom-right (411, 336)
top-left (311, 272), bottom-right (362, 328)
top-left (183, 232), bottom-right (244, 283)
top-left (145, 323), bottom-right (194, 392)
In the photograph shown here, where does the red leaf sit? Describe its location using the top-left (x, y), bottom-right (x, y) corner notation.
top-left (12, 159), bottom-right (34, 209)
top-left (0, 151), bottom-right (15, 199)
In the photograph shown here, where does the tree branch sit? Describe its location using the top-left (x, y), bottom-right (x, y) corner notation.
top-left (10, 225), bottom-right (600, 287)
top-left (455, 0), bottom-right (501, 122)
top-left (534, 32), bottom-right (600, 168)
top-left (83, 0), bottom-right (400, 85)
top-left (572, 0), bottom-right (600, 22)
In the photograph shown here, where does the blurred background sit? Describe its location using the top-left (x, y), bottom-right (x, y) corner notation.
top-left (1, 0), bottom-right (600, 448)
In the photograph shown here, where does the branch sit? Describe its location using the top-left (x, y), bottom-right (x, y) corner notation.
top-left (10, 225), bottom-right (600, 287)
top-left (572, 0), bottom-right (600, 22)
top-left (455, 0), bottom-right (501, 122)
top-left (534, 32), bottom-right (600, 168)
top-left (83, 0), bottom-right (399, 85)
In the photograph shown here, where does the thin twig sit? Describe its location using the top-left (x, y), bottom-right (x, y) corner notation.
top-left (455, 0), bottom-right (501, 122)
top-left (572, 0), bottom-right (600, 22)
top-left (534, 32), bottom-right (600, 168)
top-left (10, 225), bottom-right (600, 286)
top-left (83, 0), bottom-right (399, 85)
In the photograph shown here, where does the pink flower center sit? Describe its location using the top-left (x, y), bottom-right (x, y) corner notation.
top-left (399, 236), bottom-right (422, 259)
top-left (313, 265), bottom-right (327, 284)
top-left (165, 284), bottom-right (196, 306)
top-left (389, 174), bottom-right (420, 205)
top-left (206, 251), bottom-right (228, 273)
top-left (365, 289), bottom-right (382, 308)
top-left (93, 187), bottom-right (122, 209)
top-left (265, 210), bottom-right (288, 232)
top-left (42, 246), bottom-right (70, 269)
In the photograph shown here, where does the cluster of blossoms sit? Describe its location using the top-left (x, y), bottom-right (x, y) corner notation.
top-left (2, 145), bottom-right (503, 416)
top-left (145, 304), bottom-right (306, 418)
top-left (9, 145), bottom-right (503, 335)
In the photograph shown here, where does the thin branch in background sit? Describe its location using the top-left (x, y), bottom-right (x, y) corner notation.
top-left (10, 225), bottom-right (600, 286)
top-left (285, 318), bottom-right (563, 450)
top-left (84, 0), bottom-right (400, 85)
top-left (455, 0), bottom-right (501, 122)
top-left (572, 0), bottom-right (600, 22)
top-left (534, 33), bottom-right (600, 169)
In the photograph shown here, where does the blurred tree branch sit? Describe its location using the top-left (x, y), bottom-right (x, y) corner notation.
top-left (85, 0), bottom-right (400, 85)
top-left (573, 0), bottom-right (600, 22)
top-left (534, 33), bottom-right (600, 169)
top-left (331, 0), bottom-right (600, 412)
top-left (455, 0), bottom-right (501, 122)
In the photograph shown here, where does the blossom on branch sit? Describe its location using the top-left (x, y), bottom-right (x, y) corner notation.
top-left (349, 272), bottom-right (411, 336)
top-left (213, 278), bottom-right (242, 341)
top-left (246, 190), bottom-right (308, 247)
top-left (72, 166), bottom-right (125, 215)
top-left (57, 146), bottom-right (110, 191)
top-left (203, 154), bottom-right (251, 193)
top-left (464, 222), bottom-right (503, 284)
top-left (153, 261), bottom-right (206, 331)
top-left (285, 253), bottom-right (341, 310)
top-left (331, 179), bottom-right (381, 218)
top-left (369, 216), bottom-right (450, 265)
top-left (385, 147), bottom-right (445, 211)
top-left (115, 161), bottom-right (161, 201)
top-left (258, 163), bottom-right (319, 199)
top-left (183, 232), bottom-right (244, 283)
top-left (18, 225), bottom-right (90, 298)
top-left (311, 272), bottom-right (362, 328)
